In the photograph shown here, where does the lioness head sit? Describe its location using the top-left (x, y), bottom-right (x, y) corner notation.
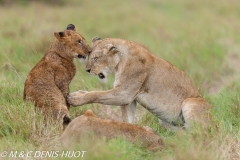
top-left (86, 37), bottom-right (120, 81)
top-left (54, 24), bottom-right (91, 61)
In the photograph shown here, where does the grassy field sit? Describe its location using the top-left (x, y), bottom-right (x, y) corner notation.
top-left (0, 0), bottom-right (240, 159)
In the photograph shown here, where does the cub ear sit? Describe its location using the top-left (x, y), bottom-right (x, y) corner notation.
top-left (54, 32), bottom-right (65, 40)
top-left (84, 109), bottom-right (96, 117)
top-left (58, 32), bottom-right (64, 37)
top-left (92, 36), bottom-right (101, 43)
top-left (66, 24), bottom-right (76, 31)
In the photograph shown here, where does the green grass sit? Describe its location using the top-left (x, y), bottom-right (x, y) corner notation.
top-left (0, 0), bottom-right (240, 159)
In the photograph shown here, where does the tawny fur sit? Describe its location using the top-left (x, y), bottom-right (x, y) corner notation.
top-left (23, 24), bottom-right (91, 124)
top-left (61, 109), bottom-right (164, 150)
top-left (68, 37), bottom-right (211, 131)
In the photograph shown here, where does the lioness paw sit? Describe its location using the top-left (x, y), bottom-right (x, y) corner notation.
top-left (67, 90), bottom-right (88, 106)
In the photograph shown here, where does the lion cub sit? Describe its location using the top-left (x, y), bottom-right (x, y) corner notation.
top-left (24, 24), bottom-right (91, 126)
top-left (61, 109), bottom-right (163, 150)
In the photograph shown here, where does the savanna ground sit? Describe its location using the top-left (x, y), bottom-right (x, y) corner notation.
top-left (0, 0), bottom-right (240, 159)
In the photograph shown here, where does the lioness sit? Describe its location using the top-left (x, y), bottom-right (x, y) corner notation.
top-left (61, 109), bottom-right (163, 150)
top-left (24, 24), bottom-right (91, 126)
top-left (67, 37), bottom-right (211, 130)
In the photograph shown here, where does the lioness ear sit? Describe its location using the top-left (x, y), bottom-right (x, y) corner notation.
top-left (104, 45), bottom-right (118, 55)
top-left (66, 24), bottom-right (76, 31)
top-left (109, 46), bottom-right (118, 53)
top-left (54, 32), bottom-right (65, 40)
top-left (92, 36), bottom-right (101, 43)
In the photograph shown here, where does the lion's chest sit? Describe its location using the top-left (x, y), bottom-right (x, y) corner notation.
top-left (54, 63), bottom-right (76, 90)
top-left (55, 71), bottom-right (73, 87)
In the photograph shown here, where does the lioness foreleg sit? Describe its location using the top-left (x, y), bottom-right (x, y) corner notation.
top-left (121, 100), bottom-right (136, 123)
top-left (67, 88), bottom-right (138, 107)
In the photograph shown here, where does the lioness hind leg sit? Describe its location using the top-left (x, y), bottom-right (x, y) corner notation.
top-left (121, 100), bottom-right (136, 123)
top-left (181, 97), bottom-right (211, 129)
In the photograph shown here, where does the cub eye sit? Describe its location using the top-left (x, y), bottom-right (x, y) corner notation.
top-left (77, 40), bottom-right (82, 44)
top-left (93, 57), bottom-right (98, 61)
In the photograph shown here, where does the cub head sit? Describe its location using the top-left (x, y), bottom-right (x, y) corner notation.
top-left (54, 24), bottom-right (91, 61)
top-left (86, 37), bottom-right (120, 82)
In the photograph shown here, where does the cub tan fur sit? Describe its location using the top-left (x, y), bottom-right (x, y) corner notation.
top-left (68, 37), bottom-right (211, 130)
top-left (23, 24), bottom-right (91, 125)
top-left (61, 109), bottom-right (163, 150)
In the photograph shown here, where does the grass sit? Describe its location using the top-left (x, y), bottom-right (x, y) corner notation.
top-left (0, 0), bottom-right (240, 159)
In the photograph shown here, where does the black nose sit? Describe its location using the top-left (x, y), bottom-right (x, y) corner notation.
top-left (78, 55), bottom-right (86, 59)
top-left (86, 68), bottom-right (91, 73)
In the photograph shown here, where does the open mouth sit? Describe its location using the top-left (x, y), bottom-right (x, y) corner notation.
top-left (98, 73), bottom-right (105, 79)
top-left (77, 54), bottom-right (86, 59)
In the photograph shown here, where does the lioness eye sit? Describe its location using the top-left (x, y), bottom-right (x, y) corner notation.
top-left (93, 57), bottom-right (98, 61)
top-left (77, 40), bottom-right (82, 44)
